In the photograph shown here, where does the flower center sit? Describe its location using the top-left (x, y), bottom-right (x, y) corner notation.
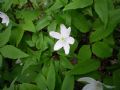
top-left (61, 37), bottom-right (65, 41)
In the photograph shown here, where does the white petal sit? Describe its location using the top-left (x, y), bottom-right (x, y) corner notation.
top-left (78, 77), bottom-right (96, 84)
top-left (0, 11), bottom-right (9, 26)
top-left (60, 24), bottom-right (71, 37)
top-left (82, 84), bottom-right (97, 90)
top-left (96, 81), bottom-right (103, 90)
top-left (54, 40), bottom-right (63, 51)
top-left (63, 43), bottom-right (70, 55)
top-left (66, 37), bottom-right (75, 44)
top-left (49, 31), bottom-right (61, 39)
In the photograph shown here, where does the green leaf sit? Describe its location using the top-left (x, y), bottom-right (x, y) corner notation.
top-left (61, 75), bottom-right (74, 90)
top-left (69, 59), bottom-right (100, 75)
top-left (21, 20), bottom-right (36, 32)
top-left (47, 21), bottom-right (57, 32)
top-left (10, 27), bottom-right (24, 46)
top-left (113, 69), bottom-right (120, 90)
top-left (47, 62), bottom-right (55, 90)
top-left (72, 12), bottom-right (90, 33)
top-left (19, 83), bottom-right (39, 90)
top-left (0, 55), bottom-right (2, 67)
top-left (94, 0), bottom-right (108, 26)
top-left (16, 9), bottom-right (39, 21)
top-left (0, 45), bottom-right (29, 59)
top-left (110, 9), bottom-right (120, 27)
top-left (0, 27), bottom-right (11, 47)
top-left (78, 45), bottom-right (91, 61)
top-left (36, 16), bottom-right (51, 31)
top-left (103, 35), bottom-right (115, 47)
top-left (22, 57), bottom-right (37, 73)
top-left (35, 73), bottom-right (47, 90)
top-left (92, 41), bottom-right (112, 58)
top-left (90, 9), bottom-right (120, 42)
top-left (47, 0), bottom-right (68, 12)
top-left (2, 0), bottom-right (13, 11)
top-left (3, 78), bottom-right (18, 90)
top-left (107, 0), bottom-right (114, 10)
top-left (60, 56), bottom-right (73, 69)
top-left (18, 66), bottom-right (38, 82)
top-left (19, 0), bottom-right (27, 7)
top-left (64, 0), bottom-right (93, 11)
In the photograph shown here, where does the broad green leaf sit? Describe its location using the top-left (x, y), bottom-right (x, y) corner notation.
top-left (22, 58), bottom-right (37, 73)
top-left (90, 9), bottom-right (120, 42)
top-left (0, 45), bottom-right (29, 59)
top-left (61, 12), bottom-right (71, 26)
top-left (64, 0), bottom-right (93, 11)
top-left (90, 22), bottom-right (115, 43)
top-left (10, 27), bottom-right (24, 46)
top-left (16, 9), bottom-right (39, 21)
top-left (36, 33), bottom-right (43, 49)
top-left (60, 56), bottom-right (73, 69)
top-left (18, 66), bottom-right (38, 83)
top-left (47, 21), bottom-right (57, 32)
top-left (94, 0), bottom-right (108, 26)
top-left (21, 20), bottom-right (36, 32)
top-left (47, 62), bottom-right (55, 90)
top-left (47, 0), bottom-right (68, 12)
top-left (2, 0), bottom-right (13, 11)
top-left (19, 83), bottom-right (39, 90)
top-left (103, 35), bottom-right (115, 47)
top-left (113, 69), bottom-right (120, 90)
top-left (36, 34), bottom-right (51, 51)
top-left (107, 0), bottom-right (114, 10)
top-left (0, 27), bottom-right (11, 47)
top-left (35, 73), bottom-right (47, 90)
top-left (0, 55), bottom-right (2, 67)
top-left (32, 34), bottom-right (38, 43)
top-left (72, 12), bottom-right (90, 33)
top-left (61, 75), bottom-right (74, 90)
top-left (19, 0), bottom-right (27, 7)
top-left (92, 41), bottom-right (113, 58)
top-left (78, 45), bottom-right (91, 60)
top-left (36, 16), bottom-right (51, 31)
top-left (110, 9), bottom-right (120, 27)
top-left (69, 59), bottom-right (100, 75)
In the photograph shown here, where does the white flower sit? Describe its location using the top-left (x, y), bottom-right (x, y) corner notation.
top-left (0, 11), bottom-right (9, 26)
top-left (49, 24), bottom-right (75, 55)
top-left (78, 77), bottom-right (114, 90)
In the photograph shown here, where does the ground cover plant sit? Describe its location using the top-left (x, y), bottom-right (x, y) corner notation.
top-left (0, 0), bottom-right (120, 90)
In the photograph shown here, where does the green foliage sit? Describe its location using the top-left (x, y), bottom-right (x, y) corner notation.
top-left (92, 41), bottom-right (113, 58)
top-left (72, 12), bottom-right (90, 33)
top-left (113, 69), bottom-right (120, 90)
top-left (19, 83), bottom-right (39, 90)
top-left (0, 0), bottom-right (120, 89)
top-left (94, 0), bottom-right (108, 26)
top-left (47, 62), bottom-right (56, 90)
top-left (0, 27), bottom-right (11, 47)
top-left (0, 45), bottom-right (29, 59)
top-left (0, 55), bottom-right (2, 67)
top-left (69, 59), bottom-right (100, 75)
top-left (78, 45), bottom-right (91, 60)
top-left (64, 0), bottom-right (93, 10)
top-left (61, 75), bottom-right (74, 90)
